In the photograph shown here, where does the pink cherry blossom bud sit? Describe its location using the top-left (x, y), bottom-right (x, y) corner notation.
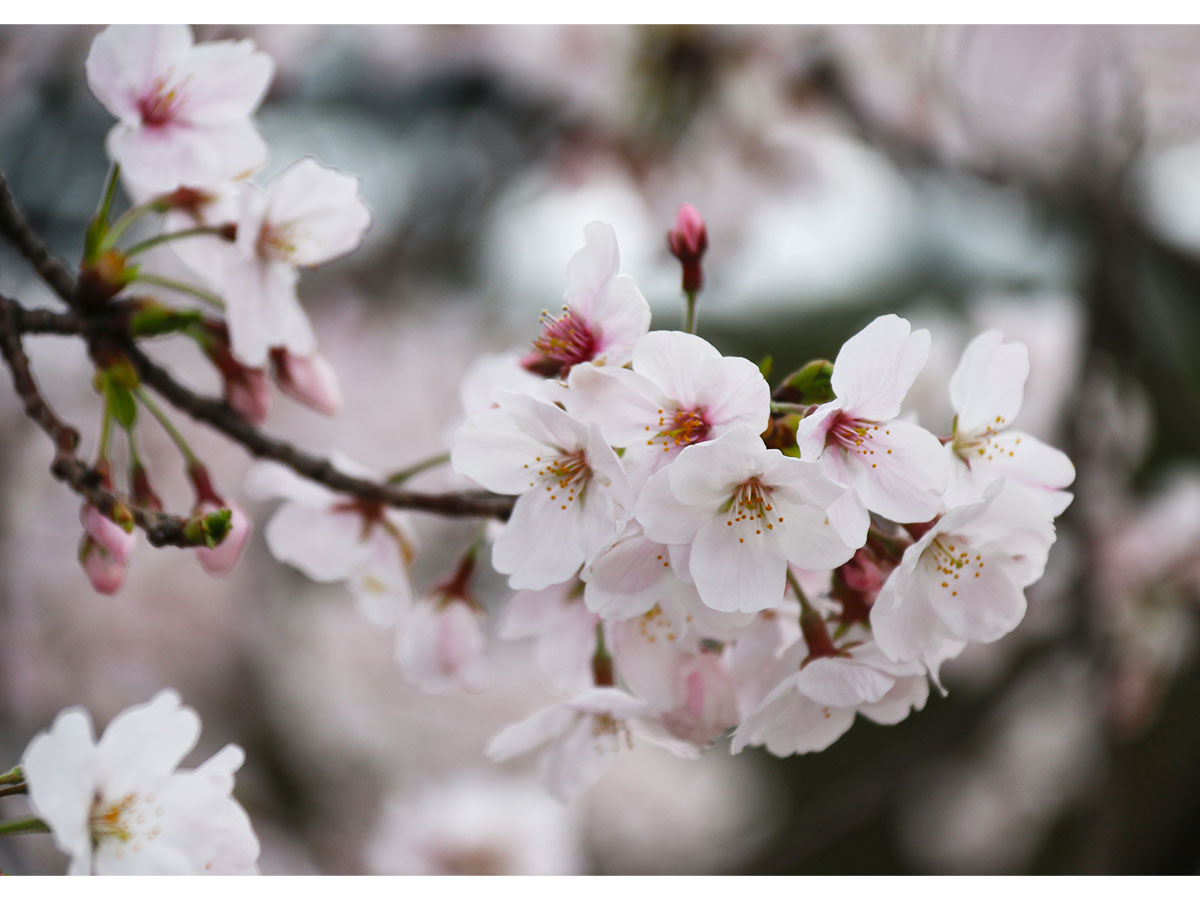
top-left (225, 366), bottom-right (271, 425)
top-left (81, 503), bottom-right (137, 565)
top-left (79, 537), bottom-right (127, 595)
top-left (195, 501), bottom-right (252, 576)
top-left (270, 349), bottom-right (342, 416)
top-left (667, 203), bottom-right (708, 295)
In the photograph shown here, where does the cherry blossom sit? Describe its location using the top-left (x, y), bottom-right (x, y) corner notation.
top-left (451, 391), bottom-right (633, 590)
top-left (226, 158), bottom-right (372, 367)
top-left (732, 639), bottom-right (928, 756)
top-left (522, 222), bottom-right (651, 377)
top-left (397, 568), bottom-right (491, 694)
top-left (486, 687), bottom-right (654, 803)
top-left (271, 349), bottom-right (343, 416)
top-left (246, 458), bottom-right (416, 627)
top-left (635, 427), bottom-right (863, 613)
top-left (945, 330), bottom-right (1076, 516)
top-left (566, 329), bottom-right (770, 479)
top-left (499, 581), bottom-right (599, 693)
top-left (794, 314), bottom-right (948, 524)
top-left (194, 501), bottom-right (252, 576)
top-left (85, 25), bottom-right (273, 193)
top-left (21, 690), bottom-right (259, 875)
top-left (870, 481), bottom-right (1058, 675)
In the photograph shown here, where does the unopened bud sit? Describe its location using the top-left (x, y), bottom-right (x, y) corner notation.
top-left (225, 366), bottom-right (271, 425)
top-left (195, 501), bottom-right (251, 575)
top-left (81, 503), bottom-right (137, 565)
top-left (668, 203), bottom-right (708, 296)
top-left (79, 537), bottom-right (127, 595)
top-left (270, 349), bottom-right (342, 416)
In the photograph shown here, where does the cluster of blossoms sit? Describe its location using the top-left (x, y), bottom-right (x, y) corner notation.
top-left (2, 26), bottom-right (1077, 874)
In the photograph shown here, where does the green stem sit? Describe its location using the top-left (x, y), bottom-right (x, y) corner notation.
top-left (95, 163), bottom-right (120, 226)
top-left (102, 201), bottom-right (161, 251)
top-left (0, 817), bottom-right (49, 837)
top-left (132, 273), bottom-right (225, 310)
top-left (386, 452), bottom-right (451, 484)
top-left (124, 225), bottom-right (231, 259)
top-left (683, 289), bottom-right (697, 334)
top-left (135, 387), bottom-right (198, 466)
top-left (0, 767), bottom-right (22, 787)
top-left (97, 403), bottom-right (114, 467)
top-left (0, 784), bottom-right (27, 799)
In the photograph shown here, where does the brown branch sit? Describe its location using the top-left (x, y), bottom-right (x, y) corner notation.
top-left (123, 338), bottom-right (514, 519)
top-left (0, 171), bottom-right (77, 304)
top-left (0, 296), bottom-right (204, 548)
top-left (8, 303), bottom-right (85, 336)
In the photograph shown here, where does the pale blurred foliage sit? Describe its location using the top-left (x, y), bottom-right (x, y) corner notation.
top-left (2, 24), bottom-right (1200, 874)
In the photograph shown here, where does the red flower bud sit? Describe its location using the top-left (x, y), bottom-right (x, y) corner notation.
top-left (667, 203), bottom-right (708, 295)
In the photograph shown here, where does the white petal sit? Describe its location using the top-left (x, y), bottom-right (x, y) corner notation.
top-left (634, 467), bottom-right (706, 546)
top-left (539, 716), bottom-right (622, 803)
top-left (694, 354), bottom-right (772, 435)
top-left (95, 690), bottom-right (199, 799)
top-left (769, 500), bottom-right (858, 570)
top-left (493, 489), bottom-right (590, 590)
top-left (21, 708), bottom-right (97, 869)
top-left (398, 601), bottom-right (490, 694)
top-left (631, 330), bottom-right (721, 408)
top-left (925, 555), bottom-right (1027, 644)
top-left (225, 256), bottom-right (312, 367)
top-left (831, 315), bottom-right (929, 421)
top-left (859, 674), bottom-right (929, 725)
top-left (666, 426), bottom-right (764, 508)
top-left (107, 119), bottom-right (267, 195)
top-left (950, 330), bottom-right (1030, 437)
top-left (174, 40), bottom-right (274, 124)
top-left (793, 658), bottom-right (894, 707)
top-left (591, 274), bottom-right (651, 366)
top-left (870, 567), bottom-right (943, 664)
top-left (733, 678), bottom-right (856, 755)
top-left (565, 221), bottom-right (619, 317)
top-left (486, 705), bottom-right (575, 762)
top-left (564, 364), bottom-right (664, 448)
top-left (264, 159), bottom-right (372, 267)
top-left (837, 419), bottom-right (949, 523)
top-left (793, 400), bottom-right (843, 461)
top-left (264, 503), bottom-right (365, 582)
top-left (583, 530), bottom-right (673, 620)
top-left (689, 514), bottom-right (786, 613)
top-left (450, 407), bottom-right (555, 494)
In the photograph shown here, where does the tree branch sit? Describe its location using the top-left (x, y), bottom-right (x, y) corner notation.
top-left (122, 338), bottom-right (514, 519)
top-left (0, 296), bottom-right (207, 548)
top-left (0, 171), bottom-right (77, 304)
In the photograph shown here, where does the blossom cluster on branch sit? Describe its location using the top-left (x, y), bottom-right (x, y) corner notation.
top-left (0, 24), bottom-right (1076, 874)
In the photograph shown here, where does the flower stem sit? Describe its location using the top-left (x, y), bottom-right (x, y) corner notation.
top-left (102, 201), bottom-right (160, 251)
top-left (135, 386), bottom-right (198, 466)
top-left (683, 289), bottom-right (698, 334)
top-left (132, 273), bottom-right (226, 310)
top-left (0, 767), bottom-right (22, 787)
top-left (124, 225), bottom-right (232, 259)
top-left (0, 817), bottom-right (49, 837)
top-left (96, 403), bottom-right (114, 467)
top-left (0, 784), bottom-right (27, 799)
top-left (386, 452), bottom-right (451, 484)
top-left (95, 163), bottom-right (120, 226)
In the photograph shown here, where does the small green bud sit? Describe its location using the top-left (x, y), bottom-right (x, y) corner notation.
top-left (774, 359), bottom-right (836, 406)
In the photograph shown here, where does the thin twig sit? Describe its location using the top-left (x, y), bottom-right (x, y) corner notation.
top-left (0, 171), bottom-right (76, 304)
top-left (0, 297), bottom-right (205, 547)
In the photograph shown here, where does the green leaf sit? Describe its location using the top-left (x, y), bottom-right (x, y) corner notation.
top-left (105, 378), bottom-right (137, 429)
top-left (774, 359), bottom-right (835, 406)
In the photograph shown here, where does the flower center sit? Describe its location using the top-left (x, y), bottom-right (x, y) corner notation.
top-left (138, 75), bottom-right (187, 127)
top-left (257, 223), bottom-right (298, 263)
top-left (952, 416), bottom-right (1016, 464)
top-left (524, 450), bottom-right (591, 509)
top-left (923, 536), bottom-right (985, 597)
top-left (89, 791), bottom-right (165, 858)
top-left (828, 412), bottom-right (889, 467)
top-left (720, 477), bottom-right (783, 544)
top-left (532, 307), bottom-right (596, 373)
top-left (647, 406), bottom-right (709, 453)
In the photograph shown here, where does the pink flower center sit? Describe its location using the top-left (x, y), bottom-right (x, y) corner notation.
top-left (532, 308), bottom-right (596, 373)
top-left (647, 406), bottom-right (710, 454)
top-left (257, 223), bottom-right (297, 262)
top-left (828, 412), bottom-right (887, 467)
top-left (138, 77), bottom-right (185, 127)
top-left (721, 477), bottom-right (783, 543)
top-left (924, 537), bottom-right (985, 598)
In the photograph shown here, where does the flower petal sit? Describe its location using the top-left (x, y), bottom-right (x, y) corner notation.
top-left (831, 314), bottom-right (929, 421)
top-left (689, 514), bottom-right (786, 613)
top-left (95, 690), bottom-right (200, 799)
top-left (950, 330), bottom-right (1029, 436)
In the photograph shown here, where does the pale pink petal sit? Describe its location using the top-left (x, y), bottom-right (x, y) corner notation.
top-left (733, 679), bottom-right (856, 755)
top-left (924, 555), bottom-right (1027, 643)
top-left (768, 500), bottom-right (858, 570)
top-left (835, 419), bottom-right (949, 523)
top-left (831, 315), bottom-right (929, 421)
top-left (195, 501), bottom-right (251, 576)
top-left (565, 221), bottom-right (620, 317)
top-left (485, 706), bottom-right (576, 762)
top-left (859, 674), bottom-right (929, 725)
top-left (492, 488), bottom-right (591, 590)
top-left (225, 255), bottom-right (313, 367)
top-left (582, 529), bottom-right (674, 620)
top-left (634, 467), bottom-right (706, 546)
top-left (399, 601), bottom-right (490, 694)
top-left (174, 40), bottom-right (274, 124)
top-left (665, 426), bottom-right (765, 508)
top-left (274, 351), bottom-right (342, 416)
top-left (793, 658), bottom-right (894, 707)
top-left (562, 687), bottom-right (649, 718)
top-left (591, 274), bottom-right (651, 366)
top-left (86, 25), bottom-right (193, 122)
top-left (870, 569), bottom-right (943, 664)
top-left (496, 390), bottom-right (589, 455)
top-left (450, 407), bottom-right (555, 494)
top-left (108, 119), bottom-right (267, 194)
top-left (950, 330), bottom-right (1029, 436)
top-left (347, 528), bottom-right (415, 628)
top-left (540, 715), bottom-right (623, 803)
top-left (694, 354), bottom-right (772, 435)
top-left (564, 364), bottom-right (664, 447)
top-left (792, 400), bottom-right (843, 461)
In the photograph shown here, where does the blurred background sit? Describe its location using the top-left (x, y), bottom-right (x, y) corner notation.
top-left (2, 23), bottom-right (1200, 874)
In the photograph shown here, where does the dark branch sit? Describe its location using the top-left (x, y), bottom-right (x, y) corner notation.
top-left (0, 171), bottom-right (77, 304)
top-left (0, 296), bottom-right (204, 548)
top-left (123, 338), bottom-right (514, 519)
top-left (8, 303), bottom-right (85, 336)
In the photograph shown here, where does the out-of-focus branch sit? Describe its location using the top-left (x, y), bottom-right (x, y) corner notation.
top-left (0, 172), bottom-right (77, 304)
top-left (0, 296), bottom-right (205, 548)
top-left (0, 165), bottom-right (513, 522)
top-left (122, 339), bottom-right (515, 519)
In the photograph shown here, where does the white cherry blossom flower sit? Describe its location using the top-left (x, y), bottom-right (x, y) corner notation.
top-left (870, 481), bottom-right (1058, 674)
top-left (246, 458), bottom-right (416, 627)
top-left (499, 581), bottom-right (599, 694)
top-left (635, 427), bottom-right (863, 613)
top-left (226, 158), bottom-right (372, 366)
top-left (794, 314), bottom-right (948, 524)
top-left (451, 391), bottom-right (633, 590)
top-left (486, 687), bottom-right (652, 803)
top-left (523, 222), bottom-right (651, 376)
top-left (86, 25), bottom-right (273, 193)
top-left (945, 330), bottom-right (1076, 516)
top-left (732, 640), bottom-right (928, 756)
top-left (21, 690), bottom-right (259, 875)
top-left (398, 598), bottom-right (490, 694)
top-left (566, 329), bottom-right (770, 479)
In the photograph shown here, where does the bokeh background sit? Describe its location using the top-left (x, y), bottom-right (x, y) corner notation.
top-left (2, 23), bottom-right (1200, 874)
